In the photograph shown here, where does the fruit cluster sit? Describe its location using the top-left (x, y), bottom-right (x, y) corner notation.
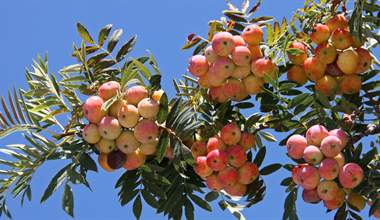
top-left (287, 14), bottom-right (373, 96)
top-left (81, 81), bottom-right (165, 171)
top-left (188, 24), bottom-right (279, 103)
top-left (286, 124), bottom-right (366, 210)
top-left (191, 123), bottom-right (259, 197)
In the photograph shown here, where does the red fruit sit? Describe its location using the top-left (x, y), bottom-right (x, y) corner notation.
top-left (238, 162), bottom-right (259, 184)
top-left (288, 41), bottom-right (308, 65)
top-left (194, 156), bottom-right (213, 178)
top-left (317, 180), bottom-right (339, 201)
top-left (242, 24), bottom-right (263, 46)
top-left (226, 145), bottom-right (247, 168)
top-left (323, 188), bottom-right (345, 210)
top-left (209, 86), bottom-right (228, 103)
top-left (206, 149), bottom-right (228, 171)
top-left (188, 55), bottom-right (209, 77)
top-left (125, 85), bottom-right (148, 105)
top-left (191, 141), bottom-right (207, 158)
top-left (83, 96), bottom-right (106, 124)
top-left (206, 174), bottom-right (223, 191)
top-left (292, 166), bottom-right (301, 185)
top-left (310, 24), bottom-right (330, 44)
top-left (329, 129), bottom-right (348, 149)
top-left (205, 46), bottom-right (218, 63)
top-left (326, 62), bottom-right (344, 77)
top-left (286, 134), bottom-right (307, 160)
top-left (123, 149), bottom-right (146, 170)
top-left (326, 14), bottom-right (348, 32)
top-left (303, 145), bottom-right (323, 165)
top-left (98, 153), bottom-right (114, 172)
top-left (233, 35), bottom-right (246, 47)
top-left (218, 166), bottom-right (238, 187)
top-left (331, 29), bottom-right (353, 50)
top-left (107, 150), bottom-right (127, 170)
top-left (297, 165), bottom-right (320, 190)
top-left (320, 135), bottom-right (343, 158)
top-left (315, 43), bottom-right (337, 64)
top-left (355, 48), bottom-right (372, 74)
top-left (133, 119), bottom-right (159, 144)
top-left (306, 125), bottom-right (329, 146)
top-left (303, 57), bottom-right (326, 82)
top-left (212, 32), bottom-right (235, 56)
top-left (98, 81), bottom-right (121, 101)
top-left (339, 163), bottom-right (364, 189)
top-left (220, 123), bottom-right (242, 145)
top-left (232, 46), bottom-right (251, 66)
top-left (302, 189), bottom-right (321, 204)
top-left (239, 132), bottom-right (255, 151)
top-left (251, 58), bottom-right (276, 78)
top-left (319, 158), bottom-right (339, 180)
top-left (209, 57), bottom-right (235, 80)
top-left (207, 136), bottom-right (226, 152)
top-left (287, 65), bottom-right (308, 85)
top-left (224, 183), bottom-right (247, 197)
top-left (315, 75), bottom-right (338, 97)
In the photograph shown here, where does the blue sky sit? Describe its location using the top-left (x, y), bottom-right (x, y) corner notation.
top-left (0, 0), bottom-right (378, 219)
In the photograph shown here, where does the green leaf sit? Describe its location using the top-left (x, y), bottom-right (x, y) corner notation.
top-left (107, 29), bottom-right (123, 52)
top-left (157, 93), bottom-right (169, 124)
top-left (188, 194), bottom-right (212, 212)
top-left (253, 147), bottom-right (266, 167)
top-left (286, 48), bottom-right (305, 55)
top-left (40, 164), bottom-right (71, 203)
top-left (259, 131), bottom-right (277, 142)
top-left (259, 163), bottom-right (282, 175)
top-left (185, 200), bottom-right (195, 220)
top-left (98, 24), bottom-right (112, 46)
top-left (62, 184), bottom-right (74, 217)
top-left (133, 195), bottom-right (142, 220)
top-left (79, 153), bottom-right (98, 172)
top-left (133, 59), bottom-right (151, 80)
top-left (76, 23), bottom-right (94, 44)
top-left (205, 191), bottom-right (219, 202)
top-left (155, 130), bottom-right (170, 162)
top-left (116, 35), bottom-right (137, 62)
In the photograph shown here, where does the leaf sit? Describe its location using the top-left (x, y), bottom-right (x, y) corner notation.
top-left (107, 29), bottom-right (123, 52)
top-left (132, 59), bottom-right (151, 80)
top-left (188, 194), bottom-right (212, 212)
top-left (155, 130), bottom-right (170, 162)
top-left (182, 34), bottom-right (202, 50)
top-left (116, 35), bottom-right (137, 62)
top-left (98, 24), bottom-right (112, 46)
top-left (259, 163), bottom-right (282, 175)
top-left (205, 191), bottom-right (219, 202)
top-left (62, 184), bottom-right (74, 217)
top-left (40, 164), bottom-right (71, 203)
top-left (76, 23), bottom-right (94, 44)
top-left (157, 93), bottom-right (169, 124)
top-left (79, 153), bottom-right (98, 172)
top-left (253, 147), bottom-right (266, 167)
top-left (133, 195), bottom-right (142, 220)
top-left (185, 200), bottom-right (195, 220)
top-left (259, 131), bottom-right (277, 142)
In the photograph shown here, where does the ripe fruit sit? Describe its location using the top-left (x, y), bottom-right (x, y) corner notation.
top-left (205, 46), bottom-right (218, 63)
top-left (331, 29), bottom-right (353, 50)
top-left (303, 57), bottom-right (326, 81)
top-left (315, 43), bottom-right (337, 64)
top-left (242, 24), bottom-right (263, 46)
top-left (302, 189), bottom-right (321, 204)
top-left (123, 149), bottom-right (146, 170)
top-left (211, 32), bottom-right (235, 56)
top-left (98, 116), bottom-right (122, 140)
top-left (226, 145), bottom-right (247, 168)
top-left (188, 55), bottom-right (209, 77)
top-left (210, 57), bottom-right (235, 80)
top-left (206, 174), bottom-right (223, 191)
top-left (231, 65), bottom-right (251, 79)
top-left (109, 99), bottom-right (126, 117)
top-left (247, 45), bottom-right (263, 60)
top-left (165, 147), bottom-right (174, 160)
top-left (223, 78), bottom-right (244, 100)
top-left (347, 192), bottom-right (366, 211)
top-left (243, 74), bottom-right (264, 94)
top-left (233, 35), bottom-right (246, 47)
top-left (303, 145), bottom-right (323, 165)
top-left (207, 136), bottom-right (226, 152)
top-left (319, 158), bottom-right (339, 180)
top-left (220, 123), bottom-right (241, 145)
top-left (96, 138), bottom-right (116, 153)
top-left (339, 163), bottom-right (364, 189)
top-left (310, 24), bottom-right (330, 44)
top-left (329, 129), bottom-right (348, 148)
top-left (139, 141), bottom-right (157, 155)
top-left (98, 153), bottom-right (114, 172)
top-left (238, 162), bottom-right (259, 184)
top-left (133, 119), bottom-right (159, 144)
top-left (251, 58), bottom-right (276, 78)
top-left (82, 124), bottom-right (101, 144)
top-left (224, 183), bottom-right (247, 197)
top-left (118, 104), bottom-right (139, 128)
top-left (126, 85), bottom-right (148, 105)
top-left (315, 75), bottom-right (338, 97)
top-left (98, 81), bottom-right (120, 100)
top-left (83, 96), bottom-right (106, 124)
top-left (288, 41), bottom-right (308, 65)
top-left (107, 150), bottom-right (127, 169)
top-left (287, 65), bottom-right (308, 85)
top-left (355, 48), bottom-right (372, 74)
top-left (232, 46), bottom-right (251, 66)
top-left (306, 125), bottom-right (329, 146)
top-left (337, 49), bottom-right (359, 75)
top-left (297, 165), bottom-right (320, 190)
top-left (239, 132), bottom-right (255, 151)
top-left (194, 156), bottom-right (213, 178)
top-left (286, 134), bottom-right (308, 160)
top-left (292, 166), bottom-right (301, 185)
top-left (191, 141), bottom-right (207, 158)
top-left (209, 86), bottom-right (228, 102)
top-left (326, 14), bottom-right (348, 32)
top-left (326, 62), bottom-right (344, 77)
top-left (334, 153), bottom-right (346, 168)
top-left (218, 166), bottom-right (238, 187)
top-left (116, 131), bottom-right (141, 154)
top-left (198, 73), bottom-right (211, 88)
top-left (137, 98), bottom-right (159, 119)
top-left (317, 180), bottom-right (339, 201)
top-left (339, 75), bottom-right (361, 94)
top-left (323, 188), bottom-right (345, 210)
top-left (206, 149), bottom-right (228, 171)
top-left (320, 135), bottom-right (343, 158)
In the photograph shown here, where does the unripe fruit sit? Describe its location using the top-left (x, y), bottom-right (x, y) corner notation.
top-left (288, 41), bottom-right (308, 65)
top-left (109, 99), bottom-right (126, 117)
top-left (231, 46), bottom-right (251, 66)
top-left (98, 116), bottom-right (122, 140)
top-left (239, 132), bottom-right (255, 151)
top-left (206, 149), bottom-right (228, 171)
top-left (107, 150), bottom-right (127, 170)
top-left (123, 149), bottom-right (146, 170)
top-left (306, 125), bottom-right (329, 146)
top-left (191, 141), bottom-right (207, 158)
top-left (315, 43), bottom-right (337, 64)
top-left (223, 78), bottom-right (244, 100)
top-left (221, 123), bottom-right (241, 145)
top-left (302, 189), bottom-right (321, 204)
top-left (287, 65), bottom-right (308, 85)
top-left (116, 131), bottom-right (141, 154)
top-left (243, 74), bottom-right (264, 94)
top-left (98, 153), bottom-right (114, 172)
top-left (247, 45), bottom-right (263, 60)
top-left (334, 153), bottom-right (346, 168)
top-left (238, 162), bottom-right (259, 184)
top-left (194, 156), bottom-right (213, 178)
top-left (206, 174), bottom-right (223, 191)
top-left (242, 24), bottom-right (263, 46)
top-left (82, 124), bottom-right (101, 144)
top-left (83, 96), bottom-right (106, 124)
top-left (298, 165), bottom-right (320, 190)
top-left (286, 134), bottom-right (307, 160)
top-left (320, 135), bottom-right (343, 158)
top-left (134, 119), bottom-right (159, 144)
top-left (303, 145), bottom-right (323, 165)
top-left (329, 129), bottom-right (348, 149)
top-left (303, 57), bottom-right (326, 81)
top-left (331, 29), bottom-right (353, 50)
top-left (126, 85), bottom-right (148, 105)
top-left (211, 32), bottom-right (235, 56)
top-left (210, 57), bottom-right (235, 80)
top-left (218, 166), bottom-right (238, 187)
top-left (152, 90), bottom-right (165, 103)
top-left (226, 145), bottom-right (247, 168)
top-left (251, 58), bottom-right (276, 78)
top-left (310, 24), bottom-right (330, 44)
top-left (231, 65), bottom-right (251, 79)
top-left (347, 192), bottom-right (366, 211)
top-left (326, 14), bottom-right (348, 32)
top-left (315, 75), bottom-right (338, 97)
top-left (233, 35), bottom-right (246, 47)
top-left (339, 163), bottom-right (364, 189)
top-left (319, 158), bottom-right (339, 180)
top-left (317, 180), bottom-right (339, 201)
top-left (323, 188), bottom-right (345, 210)
top-left (355, 48), bottom-right (372, 74)
top-left (224, 183), bottom-right (247, 197)
top-left (98, 81), bottom-right (120, 101)
top-left (339, 75), bottom-right (361, 94)
top-left (139, 141), bottom-right (157, 155)
top-left (205, 46), bottom-right (218, 63)
top-left (96, 138), bottom-right (116, 153)
top-left (209, 86), bottom-right (228, 103)
top-left (188, 55), bottom-right (209, 77)
top-left (118, 104), bottom-right (139, 128)
top-left (207, 136), bottom-right (226, 152)
top-left (337, 49), bottom-right (359, 75)
top-left (138, 98), bottom-right (159, 119)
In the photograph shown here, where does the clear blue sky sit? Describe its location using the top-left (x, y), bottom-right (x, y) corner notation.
top-left (0, 0), bottom-right (377, 220)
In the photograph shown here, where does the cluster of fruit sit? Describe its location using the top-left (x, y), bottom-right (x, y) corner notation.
top-left (188, 24), bottom-right (279, 103)
top-left (286, 124), bottom-right (365, 210)
top-left (287, 14), bottom-right (373, 96)
top-left (191, 123), bottom-right (259, 197)
top-left (81, 81), bottom-right (166, 171)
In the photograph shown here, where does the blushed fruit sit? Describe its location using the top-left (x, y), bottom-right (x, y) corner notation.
top-left (126, 85), bottom-right (148, 105)
top-left (139, 141), bottom-right (157, 155)
top-left (243, 74), bottom-right (264, 95)
top-left (226, 145), bottom-right (247, 168)
top-left (118, 104), bottom-right (139, 128)
top-left (242, 24), bottom-right (263, 46)
top-left (337, 49), bottom-right (359, 75)
top-left (326, 62), bottom-right (344, 77)
top-left (98, 81), bottom-right (120, 101)
top-left (292, 166), bottom-right (301, 185)
top-left (221, 123), bottom-right (241, 145)
top-left (233, 86), bottom-right (249, 102)
top-left (205, 46), bottom-right (218, 63)
top-left (224, 183), bottom-right (247, 197)
top-left (191, 141), bottom-right (207, 158)
top-left (233, 35), bottom-right (246, 47)
top-left (218, 166), bottom-right (238, 187)
top-left (82, 124), bottom-right (101, 144)
top-left (288, 41), bottom-right (308, 65)
top-left (339, 75), bottom-right (361, 94)
top-left (98, 153), bottom-right (114, 172)
top-left (238, 162), bottom-right (259, 184)
top-left (331, 29), bottom-right (353, 50)
top-left (107, 150), bottom-right (127, 170)
top-left (83, 96), bottom-right (106, 124)
top-left (206, 174), bottom-right (223, 191)
top-left (315, 75), bottom-right (338, 97)
top-left (302, 189), bottom-right (321, 204)
top-left (323, 188), bottom-right (345, 210)
top-left (306, 125), bottom-right (329, 146)
top-left (207, 136), bottom-right (226, 152)
top-left (109, 99), bottom-right (126, 117)
top-left (207, 69), bottom-right (226, 88)
top-left (206, 149), bottom-right (228, 171)
top-left (223, 78), bottom-right (243, 100)
top-left (315, 43), bottom-right (337, 64)
top-left (303, 57), bottom-right (326, 81)
top-left (303, 145), bottom-right (323, 165)
top-left (298, 165), bottom-right (320, 190)
top-left (138, 98), bottom-right (159, 119)
top-left (347, 192), bottom-right (366, 211)
top-left (188, 55), bottom-right (209, 77)
top-left (287, 65), bottom-right (308, 85)
top-left (134, 119), bottom-right (159, 144)
top-left (248, 45), bottom-right (263, 60)
top-left (310, 24), bottom-right (330, 44)
top-left (251, 58), bottom-right (276, 78)
top-left (355, 48), bottom-right (372, 74)
top-left (232, 46), bottom-right (251, 66)
top-left (263, 65), bottom-right (279, 83)
top-left (96, 138), bottom-right (116, 153)
top-left (317, 180), bottom-right (339, 201)
top-left (198, 73), bottom-right (211, 88)
top-left (152, 90), bottom-right (165, 103)
top-left (239, 132), bottom-right (255, 151)
top-left (339, 163), bottom-right (364, 189)
top-left (329, 129), bottom-right (348, 149)
top-left (98, 116), bottom-right (122, 140)
top-left (334, 153), bottom-right (345, 168)
top-left (326, 14), bottom-right (348, 32)
top-left (209, 86), bottom-right (228, 103)
top-left (116, 131), bottom-right (141, 154)
top-left (319, 158), bottom-right (339, 180)
top-left (194, 156), bottom-right (213, 178)
top-left (210, 57), bottom-right (235, 80)
top-left (211, 32), bottom-right (235, 56)
top-left (286, 134), bottom-right (308, 160)
top-left (123, 149), bottom-right (146, 170)
top-left (231, 65), bottom-right (251, 79)
top-left (320, 135), bottom-right (343, 158)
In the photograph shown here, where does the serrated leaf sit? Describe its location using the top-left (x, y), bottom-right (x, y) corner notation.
top-left (76, 23), bottom-right (94, 44)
